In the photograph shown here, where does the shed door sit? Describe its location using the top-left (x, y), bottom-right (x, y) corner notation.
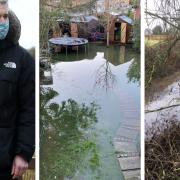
top-left (71, 23), bottom-right (78, 37)
top-left (121, 22), bottom-right (127, 43)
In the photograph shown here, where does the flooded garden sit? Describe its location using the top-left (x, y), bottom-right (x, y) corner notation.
top-left (40, 43), bottom-right (140, 180)
top-left (40, 0), bottom-right (141, 179)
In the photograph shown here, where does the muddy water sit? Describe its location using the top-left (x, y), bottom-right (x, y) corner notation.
top-left (43, 44), bottom-right (140, 179)
top-left (146, 73), bottom-right (180, 129)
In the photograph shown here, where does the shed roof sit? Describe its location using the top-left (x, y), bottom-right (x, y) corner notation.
top-left (117, 15), bottom-right (134, 25)
top-left (70, 15), bottom-right (98, 23)
top-left (57, 15), bottom-right (98, 23)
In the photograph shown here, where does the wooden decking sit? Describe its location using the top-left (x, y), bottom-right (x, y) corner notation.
top-left (113, 90), bottom-right (140, 180)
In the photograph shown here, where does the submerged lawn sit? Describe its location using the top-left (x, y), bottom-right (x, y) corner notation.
top-left (40, 43), bottom-right (140, 180)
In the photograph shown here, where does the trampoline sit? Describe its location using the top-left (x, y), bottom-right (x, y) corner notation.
top-left (48, 37), bottom-right (88, 56)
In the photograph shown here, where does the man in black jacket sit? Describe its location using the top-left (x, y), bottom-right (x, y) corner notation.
top-left (0, 1), bottom-right (35, 179)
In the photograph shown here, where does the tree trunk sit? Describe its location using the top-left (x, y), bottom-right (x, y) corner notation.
top-left (107, 29), bottom-right (110, 47)
top-left (106, 0), bottom-right (110, 47)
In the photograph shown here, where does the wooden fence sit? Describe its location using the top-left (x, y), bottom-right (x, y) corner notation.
top-left (145, 35), bottom-right (175, 41)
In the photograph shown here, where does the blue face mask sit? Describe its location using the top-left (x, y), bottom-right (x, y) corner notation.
top-left (0, 20), bottom-right (9, 40)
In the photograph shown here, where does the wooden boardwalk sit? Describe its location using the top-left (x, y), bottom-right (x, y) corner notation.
top-left (113, 89), bottom-right (140, 180)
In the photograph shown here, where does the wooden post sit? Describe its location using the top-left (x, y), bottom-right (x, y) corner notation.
top-left (76, 46), bottom-right (79, 55)
top-left (121, 23), bottom-right (127, 44)
top-left (106, 0), bottom-right (110, 47)
top-left (107, 14), bottom-right (110, 47)
top-left (85, 44), bottom-right (86, 53)
top-left (66, 46), bottom-right (67, 56)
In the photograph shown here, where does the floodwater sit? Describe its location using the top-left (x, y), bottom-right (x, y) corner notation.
top-left (41, 43), bottom-right (140, 180)
top-left (146, 76), bottom-right (180, 129)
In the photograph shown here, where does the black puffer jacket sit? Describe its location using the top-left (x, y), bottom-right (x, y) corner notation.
top-left (0, 11), bottom-right (35, 177)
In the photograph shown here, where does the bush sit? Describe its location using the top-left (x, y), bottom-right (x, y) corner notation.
top-left (145, 41), bottom-right (180, 88)
top-left (145, 119), bottom-right (180, 179)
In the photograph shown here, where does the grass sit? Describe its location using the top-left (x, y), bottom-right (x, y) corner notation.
top-left (145, 39), bottom-right (166, 47)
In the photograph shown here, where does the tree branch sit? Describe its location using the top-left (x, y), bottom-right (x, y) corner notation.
top-left (145, 103), bottom-right (180, 113)
top-left (145, 11), bottom-right (180, 30)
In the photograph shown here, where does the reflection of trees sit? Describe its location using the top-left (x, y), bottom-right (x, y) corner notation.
top-left (95, 60), bottom-right (116, 91)
top-left (40, 87), bottom-right (100, 180)
top-left (127, 58), bottom-right (140, 83)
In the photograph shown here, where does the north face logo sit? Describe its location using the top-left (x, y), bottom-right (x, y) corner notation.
top-left (4, 62), bottom-right (16, 69)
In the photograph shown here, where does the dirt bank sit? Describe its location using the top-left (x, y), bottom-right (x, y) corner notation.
top-left (146, 71), bottom-right (180, 103)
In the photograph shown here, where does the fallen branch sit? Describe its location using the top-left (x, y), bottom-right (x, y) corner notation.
top-left (145, 103), bottom-right (180, 113)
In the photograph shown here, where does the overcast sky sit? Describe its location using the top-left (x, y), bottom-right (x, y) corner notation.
top-left (145, 0), bottom-right (155, 29)
top-left (145, 0), bottom-right (162, 29)
top-left (9, 0), bottom-right (38, 49)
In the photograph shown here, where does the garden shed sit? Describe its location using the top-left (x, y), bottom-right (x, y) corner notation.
top-left (70, 15), bottom-right (99, 39)
top-left (108, 14), bottom-right (134, 44)
top-left (57, 15), bottom-right (99, 39)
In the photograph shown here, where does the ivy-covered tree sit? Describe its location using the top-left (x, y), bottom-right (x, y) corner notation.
top-left (133, 19), bottom-right (140, 52)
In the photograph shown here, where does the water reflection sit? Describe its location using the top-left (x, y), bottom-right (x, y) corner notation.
top-left (119, 46), bottom-right (126, 64)
top-left (127, 58), bottom-right (140, 84)
top-left (40, 43), bottom-right (140, 179)
top-left (41, 44), bottom-right (140, 87)
top-left (95, 53), bottom-right (117, 91)
top-left (50, 43), bottom-right (139, 65)
top-left (49, 44), bottom-right (140, 90)
top-left (40, 87), bottom-right (100, 180)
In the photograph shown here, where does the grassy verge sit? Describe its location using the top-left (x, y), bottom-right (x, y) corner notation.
top-left (145, 40), bottom-right (180, 89)
top-left (145, 39), bottom-right (165, 47)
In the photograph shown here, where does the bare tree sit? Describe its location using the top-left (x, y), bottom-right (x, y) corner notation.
top-left (145, 0), bottom-right (180, 59)
top-left (145, 0), bottom-right (180, 87)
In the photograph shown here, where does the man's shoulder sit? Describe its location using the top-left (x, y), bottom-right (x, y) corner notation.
top-left (16, 45), bottom-right (35, 67)
top-left (17, 46), bottom-right (35, 79)
top-left (18, 46), bottom-right (35, 60)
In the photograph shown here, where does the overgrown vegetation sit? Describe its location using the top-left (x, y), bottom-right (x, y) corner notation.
top-left (145, 40), bottom-right (180, 88)
top-left (145, 0), bottom-right (180, 88)
top-left (40, 0), bottom-right (97, 54)
top-left (145, 119), bottom-right (180, 179)
top-left (145, 1), bottom-right (180, 179)
top-left (40, 4), bottom-right (59, 53)
top-left (127, 57), bottom-right (140, 83)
